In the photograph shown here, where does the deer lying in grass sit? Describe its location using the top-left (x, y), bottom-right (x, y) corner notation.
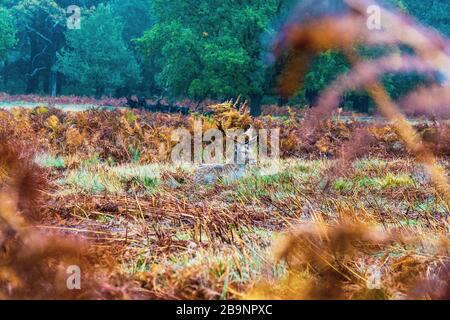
top-left (194, 129), bottom-right (258, 185)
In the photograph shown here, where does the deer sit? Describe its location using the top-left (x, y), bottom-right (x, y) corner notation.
top-left (193, 127), bottom-right (258, 185)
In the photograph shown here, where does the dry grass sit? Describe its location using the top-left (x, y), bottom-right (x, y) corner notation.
top-left (0, 102), bottom-right (449, 300)
top-left (1, 0), bottom-right (450, 300)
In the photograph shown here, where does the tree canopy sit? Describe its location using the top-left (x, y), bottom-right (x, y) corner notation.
top-left (137, 0), bottom-right (294, 115)
top-left (0, 6), bottom-right (16, 60)
top-left (57, 4), bottom-right (141, 97)
top-left (0, 0), bottom-right (448, 114)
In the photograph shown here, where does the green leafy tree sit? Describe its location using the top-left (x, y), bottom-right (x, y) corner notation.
top-left (110, 0), bottom-right (153, 44)
top-left (2, 1), bottom-right (65, 94)
top-left (57, 4), bottom-right (141, 97)
top-left (138, 0), bottom-right (294, 115)
top-left (297, 0), bottom-right (445, 112)
top-left (0, 7), bottom-right (16, 60)
top-left (110, 0), bottom-right (153, 96)
top-left (0, 0), bottom-right (105, 95)
top-left (402, 0), bottom-right (450, 36)
top-left (302, 51), bottom-right (349, 103)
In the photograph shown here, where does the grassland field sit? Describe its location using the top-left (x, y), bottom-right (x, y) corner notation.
top-left (0, 102), bottom-right (444, 299)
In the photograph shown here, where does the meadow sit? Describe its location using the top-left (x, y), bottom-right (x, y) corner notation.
top-left (0, 103), bottom-right (449, 299)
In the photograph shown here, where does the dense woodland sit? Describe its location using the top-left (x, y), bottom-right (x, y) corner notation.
top-left (0, 0), bottom-right (449, 115)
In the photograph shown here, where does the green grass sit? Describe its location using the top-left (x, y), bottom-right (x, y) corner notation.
top-left (63, 163), bottom-right (162, 195)
top-left (109, 164), bottom-right (161, 181)
top-left (42, 155), bottom-right (450, 299)
top-left (35, 153), bottom-right (66, 169)
top-left (65, 169), bottom-right (106, 193)
top-left (232, 171), bottom-right (297, 201)
top-left (354, 158), bottom-right (388, 172)
top-left (378, 173), bottom-right (414, 189)
top-left (334, 173), bottom-right (415, 192)
top-left (334, 178), bottom-right (355, 192)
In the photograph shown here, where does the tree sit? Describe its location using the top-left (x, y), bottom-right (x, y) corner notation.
top-left (290, 0), bottom-right (445, 112)
top-left (301, 51), bottom-right (350, 105)
top-left (1, 0), bottom-right (108, 95)
top-left (110, 0), bottom-right (153, 97)
top-left (402, 0), bottom-right (450, 37)
top-left (138, 0), bottom-right (294, 116)
top-left (110, 0), bottom-right (153, 45)
top-left (6, 1), bottom-right (66, 94)
top-left (0, 6), bottom-right (16, 60)
top-left (57, 4), bottom-right (141, 97)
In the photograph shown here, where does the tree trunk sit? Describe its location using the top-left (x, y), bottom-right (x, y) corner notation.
top-left (49, 52), bottom-right (58, 97)
top-left (250, 94), bottom-right (262, 117)
top-left (56, 73), bottom-right (64, 95)
top-left (95, 87), bottom-right (104, 99)
top-left (1, 61), bottom-right (8, 89)
top-left (357, 95), bottom-right (370, 114)
top-left (50, 69), bottom-right (57, 97)
top-left (305, 89), bottom-right (319, 106)
top-left (278, 97), bottom-right (288, 107)
top-left (26, 75), bottom-right (39, 94)
top-left (26, 33), bottom-right (40, 94)
top-left (43, 70), bottom-right (50, 94)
